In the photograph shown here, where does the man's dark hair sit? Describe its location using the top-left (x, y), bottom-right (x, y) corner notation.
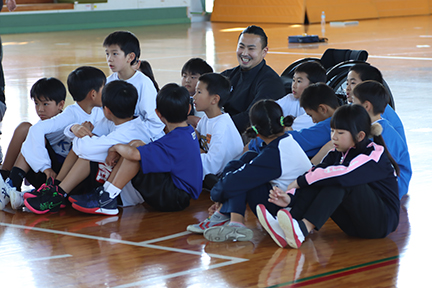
top-left (30, 77), bottom-right (66, 104)
top-left (294, 61), bottom-right (326, 84)
top-left (353, 80), bottom-right (388, 114)
top-left (181, 58), bottom-right (213, 76)
top-left (156, 83), bottom-right (190, 123)
top-left (102, 80), bottom-right (137, 119)
top-left (103, 31), bottom-right (140, 65)
top-left (300, 83), bottom-right (340, 111)
top-left (67, 66), bottom-right (106, 102)
top-left (198, 73), bottom-right (230, 108)
top-left (239, 25), bottom-right (268, 49)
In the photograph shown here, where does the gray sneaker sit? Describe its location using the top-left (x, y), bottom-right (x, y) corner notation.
top-left (186, 211), bottom-right (229, 234)
top-left (203, 225), bottom-right (253, 242)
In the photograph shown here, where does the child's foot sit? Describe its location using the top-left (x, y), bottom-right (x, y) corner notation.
top-left (23, 177), bottom-right (55, 200)
top-left (203, 222), bottom-right (253, 242)
top-left (10, 189), bottom-right (25, 210)
top-left (256, 204), bottom-right (287, 248)
top-left (24, 186), bottom-right (65, 214)
top-left (277, 208), bottom-right (306, 249)
top-left (186, 211), bottom-right (229, 234)
top-left (72, 186), bottom-right (119, 216)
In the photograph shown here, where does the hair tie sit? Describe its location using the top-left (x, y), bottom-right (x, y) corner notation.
top-left (280, 116), bottom-right (285, 126)
top-left (370, 122), bottom-right (383, 137)
top-left (251, 126), bottom-right (259, 135)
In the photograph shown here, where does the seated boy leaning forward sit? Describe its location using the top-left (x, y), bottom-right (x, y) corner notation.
top-left (23, 80), bottom-right (149, 214)
top-left (70, 83), bottom-right (203, 215)
top-left (193, 73), bottom-right (243, 187)
top-left (249, 83), bottom-right (340, 159)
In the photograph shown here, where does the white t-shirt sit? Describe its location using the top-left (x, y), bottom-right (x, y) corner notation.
top-left (197, 113), bottom-right (243, 179)
top-left (292, 113), bottom-right (315, 131)
top-left (107, 71), bottom-right (165, 141)
top-left (22, 104), bottom-right (104, 173)
top-left (70, 117), bottom-right (148, 163)
top-left (276, 93), bottom-right (305, 118)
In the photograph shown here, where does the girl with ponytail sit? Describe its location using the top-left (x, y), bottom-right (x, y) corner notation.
top-left (257, 104), bottom-right (400, 249)
top-left (187, 99), bottom-right (311, 242)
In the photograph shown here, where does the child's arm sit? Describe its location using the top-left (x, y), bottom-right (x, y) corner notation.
top-left (310, 140), bottom-right (334, 166)
top-left (69, 122), bottom-right (94, 138)
top-left (108, 143), bottom-right (143, 162)
top-left (268, 186), bottom-right (292, 207)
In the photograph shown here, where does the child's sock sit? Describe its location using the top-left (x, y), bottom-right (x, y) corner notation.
top-left (103, 182), bottom-right (121, 199)
top-left (9, 167), bottom-right (26, 191)
top-left (0, 169), bottom-right (10, 181)
top-left (54, 179), bottom-right (61, 186)
top-left (228, 221), bottom-right (246, 228)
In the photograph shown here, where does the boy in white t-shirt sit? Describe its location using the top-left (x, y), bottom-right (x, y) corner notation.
top-left (276, 60), bottom-right (326, 131)
top-left (194, 73), bottom-right (243, 186)
top-left (103, 31), bottom-right (165, 142)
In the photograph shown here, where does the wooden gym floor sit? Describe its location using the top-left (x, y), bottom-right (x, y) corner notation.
top-left (0, 14), bottom-right (431, 287)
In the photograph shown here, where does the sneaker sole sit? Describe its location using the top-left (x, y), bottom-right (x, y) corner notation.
top-left (277, 209), bottom-right (302, 249)
top-left (23, 199), bottom-right (50, 215)
top-left (203, 225), bottom-right (253, 242)
top-left (10, 191), bottom-right (24, 210)
top-left (72, 203), bottom-right (119, 216)
top-left (256, 204), bottom-right (287, 248)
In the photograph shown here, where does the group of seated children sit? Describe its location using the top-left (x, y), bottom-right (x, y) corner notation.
top-left (0, 29), bottom-right (411, 250)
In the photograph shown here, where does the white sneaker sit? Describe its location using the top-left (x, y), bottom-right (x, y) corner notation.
top-left (187, 211), bottom-right (229, 234)
top-left (256, 204), bottom-right (287, 248)
top-left (10, 188), bottom-right (25, 210)
top-left (277, 208), bottom-right (305, 249)
top-left (0, 177), bottom-right (11, 210)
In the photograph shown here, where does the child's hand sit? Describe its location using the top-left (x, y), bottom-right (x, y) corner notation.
top-left (43, 168), bottom-right (57, 180)
top-left (187, 115), bottom-right (201, 128)
top-left (71, 124), bottom-right (93, 138)
top-left (268, 186), bottom-right (291, 207)
top-left (208, 202), bottom-right (222, 217)
top-left (106, 150), bottom-right (120, 167)
top-left (81, 121), bottom-right (94, 132)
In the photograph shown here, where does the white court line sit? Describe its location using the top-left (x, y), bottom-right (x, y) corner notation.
top-left (0, 222), bottom-right (247, 262)
top-left (139, 231), bottom-right (191, 244)
top-left (113, 259), bottom-right (249, 288)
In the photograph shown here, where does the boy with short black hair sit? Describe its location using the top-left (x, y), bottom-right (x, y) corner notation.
top-left (24, 80), bottom-right (149, 214)
top-left (276, 60), bottom-right (326, 129)
top-left (194, 73), bottom-right (243, 181)
top-left (181, 57), bottom-right (213, 126)
top-left (103, 30), bottom-right (164, 142)
top-left (352, 80), bottom-right (412, 199)
top-left (0, 77), bottom-right (66, 182)
top-left (71, 83), bottom-right (203, 215)
top-left (0, 68), bottom-right (106, 210)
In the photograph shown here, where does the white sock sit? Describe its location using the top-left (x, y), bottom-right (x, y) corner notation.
top-left (104, 182), bottom-right (121, 199)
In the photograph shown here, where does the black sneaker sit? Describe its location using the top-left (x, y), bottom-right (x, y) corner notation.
top-left (24, 186), bottom-right (65, 214)
top-left (72, 186), bottom-right (119, 216)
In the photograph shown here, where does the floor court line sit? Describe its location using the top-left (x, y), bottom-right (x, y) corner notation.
top-left (0, 222), bottom-right (248, 262)
top-left (139, 231), bottom-right (191, 244)
top-left (27, 254), bottom-right (73, 262)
